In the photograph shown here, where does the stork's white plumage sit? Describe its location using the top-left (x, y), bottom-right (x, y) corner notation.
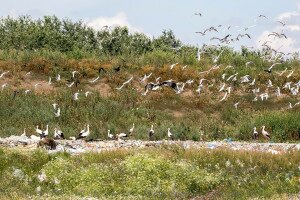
top-left (170, 63), bottom-right (178, 70)
top-left (71, 71), bottom-right (79, 78)
top-left (56, 74), bottom-right (61, 81)
top-left (89, 76), bottom-right (99, 83)
top-left (85, 91), bottom-right (92, 97)
top-left (240, 75), bottom-right (250, 83)
top-left (116, 132), bottom-right (127, 140)
top-left (107, 130), bottom-right (114, 139)
top-left (25, 71), bottom-right (32, 76)
top-left (67, 82), bottom-right (75, 88)
top-left (167, 128), bottom-right (174, 140)
top-left (267, 80), bottom-right (273, 87)
top-left (234, 102), bottom-right (240, 110)
top-left (250, 78), bottom-right (256, 86)
top-left (77, 124), bottom-right (90, 139)
top-left (34, 83), bottom-right (41, 90)
top-left (54, 128), bottom-right (65, 139)
top-left (219, 92), bottom-right (228, 102)
top-left (52, 103), bottom-right (58, 110)
top-left (129, 123), bottom-right (135, 134)
top-left (276, 87), bottom-right (281, 97)
top-left (0, 71), bottom-right (9, 78)
top-left (219, 83), bottom-right (226, 92)
top-left (261, 126), bottom-right (270, 140)
top-left (1, 83), bottom-right (8, 91)
top-left (116, 76), bottom-right (133, 90)
top-left (54, 108), bottom-right (61, 117)
top-left (253, 127), bottom-right (258, 139)
top-left (286, 70), bottom-right (294, 78)
top-left (73, 92), bottom-right (79, 101)
top-left (42, 125), bottom-right (49, 138)
top-left (21, 128), bottom-right (26, 137)
top-left (36, 126), bottom-right (43, 135)
top-left (149, 125), bottom-right (154, 139)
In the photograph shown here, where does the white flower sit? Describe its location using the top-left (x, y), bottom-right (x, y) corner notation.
top-left (37, 171), bottom-right (47, 182)
top-left (54, 177), bottom-right (60, 185)
top-left (226, 160), bottom-right (231, 167)
top-left (36, 186), bottom-right (41, 193)
top-left (236, 159), bottom-right (244, 168)
top-left (12, 168), bottom-right (24, 180)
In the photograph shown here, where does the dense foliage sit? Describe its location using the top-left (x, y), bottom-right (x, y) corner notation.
top-left (0, 15), bottom-right (182, 56)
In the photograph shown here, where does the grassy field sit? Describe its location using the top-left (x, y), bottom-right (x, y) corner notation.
top-left (0, 48), bottom-right (299, 142)
top-left (0, 15), bottom-right (300, 200)
top-left (0, 146), bottom-right (299, 199)
top-left (0, 17), bottom-right (299, 142)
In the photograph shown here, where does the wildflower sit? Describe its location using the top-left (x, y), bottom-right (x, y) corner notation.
top-left (226, 160), bottom-right (231, 167)
top-left (12, 168), bottom-right (24, 180)
top-left (37, 171), bottom-right (47, 182)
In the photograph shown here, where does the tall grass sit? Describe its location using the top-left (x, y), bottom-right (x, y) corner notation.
top-left (0, 147), bottom-right (299, 199)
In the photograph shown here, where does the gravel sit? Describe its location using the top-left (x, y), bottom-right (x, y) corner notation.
top-left (0, 135), bottom-right (299, 155)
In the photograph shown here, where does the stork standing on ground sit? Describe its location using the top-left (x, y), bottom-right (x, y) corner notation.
top-left (41, 125), bottom-right (49, 138)
top-left (77, 124), bottom-right (90, 140)
top-left (107, 130), bottom-right (114, 140)
top-left (261, 126), bottom-right (270, 140)
top-left (253, 127), bottom-right (258, 140)
top-left (36, 125), bottom-right (43, 136)
top-left (129, 123), bottom-right (135, 135)
top-left (56, 74), bottom-right (61, 81)
top-left (149, 125), bottom-right (154, 140)
top-left (116, 132), bottom-right (128, 140)
top-left (54, 128), bottom-right (65, 139)
top-left (52, 103), bottom-right (58, 110)
top-left (21, 128), bottom-right (26, 137)
top-left (73, 92), bottom-right (79, 101)
top-left (167, 128), bottom-right (174, 140)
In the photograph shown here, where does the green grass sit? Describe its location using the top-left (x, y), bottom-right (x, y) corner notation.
top-left (0, 147), bottom-right (299, 199)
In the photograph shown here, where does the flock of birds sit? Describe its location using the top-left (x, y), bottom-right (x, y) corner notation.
top-left (30, 122), bottom-right (161, 141)
top-left (31, 122), bottom-right (271, 143)
top-left (193, 13), bottom-right (293, 54)
top-left (0, 13), bottom-right (299, 144)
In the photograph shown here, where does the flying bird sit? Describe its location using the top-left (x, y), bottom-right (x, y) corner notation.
top-left (116, 76), bottom-right (134, 90)
top-left (66, 82), bottom-right (75, 88)
top-left (89, 76), bottom-right (100, 83)
top-left (264, 63), bottom-right (282, 73)
top-left (71, 71), bottom-right (79, 78)
top-left (54, 108), bottom-right (61, 117)
top-left (277, 20), bottom-right (286, 26)
top-left (0, 71), bottom-right (9, 78)
top-left (219, 92), bottom-right (228, 102)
